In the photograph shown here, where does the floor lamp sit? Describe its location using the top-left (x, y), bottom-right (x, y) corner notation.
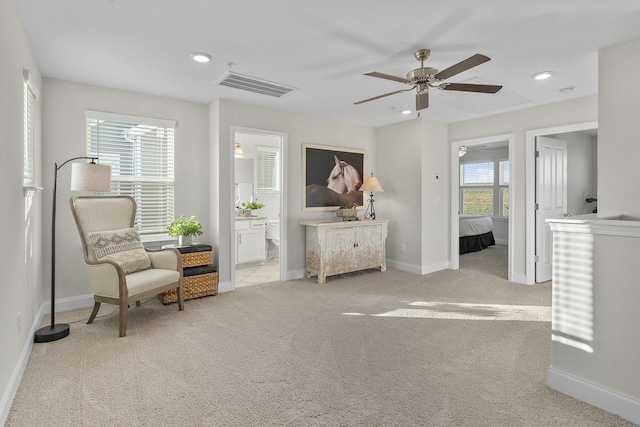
top-left (35, 157), bottom-right (111, 343)
top-left (360, 173), bottom-right (384, 220)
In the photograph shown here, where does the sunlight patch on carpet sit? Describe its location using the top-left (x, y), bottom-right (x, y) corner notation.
top-left (368, 302), bottom-right (551, 321)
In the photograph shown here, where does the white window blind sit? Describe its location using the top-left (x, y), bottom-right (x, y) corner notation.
top-left (85, 110), bottom-right (176, 235)
top-left (23, 70), bottom-right (39, 187)
top-left (256, 146), bottom-right (280, 193)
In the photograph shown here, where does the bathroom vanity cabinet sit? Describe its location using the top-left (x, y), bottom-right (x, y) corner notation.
top-left (235, 218), bottom-right (267, 265)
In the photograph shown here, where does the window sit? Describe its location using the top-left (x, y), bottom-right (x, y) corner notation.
top-left (460, 159), bottom-right (509, 217)
top-left (85, 110), bottom-right (176, 235)
top-left (23, 70), bottom-right (39, 187)
top-left (256, 146), bottom-right (280, 193)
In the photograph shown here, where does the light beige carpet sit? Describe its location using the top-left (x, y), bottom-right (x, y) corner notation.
top-left (7, 247), bottom-right (635, 426)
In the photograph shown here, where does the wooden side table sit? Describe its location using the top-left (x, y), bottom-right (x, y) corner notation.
top-left (159, 244), bottom-right (218, 304)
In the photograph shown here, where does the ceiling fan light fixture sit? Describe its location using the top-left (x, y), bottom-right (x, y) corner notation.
top-left (191, 52), bottom-right (212, 63)
top-left (532, 71), bottom-right (553, 80)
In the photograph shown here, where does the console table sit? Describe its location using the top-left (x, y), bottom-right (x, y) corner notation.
top-left (300, 219), bottom-right (389, 284)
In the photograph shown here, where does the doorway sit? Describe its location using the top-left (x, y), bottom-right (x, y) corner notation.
top-left (230, 126), bottom-right (287, 289)
top-left (450, 134), bottom-right (515, 282)
top-left (525, 121), bottom-right (598, 284)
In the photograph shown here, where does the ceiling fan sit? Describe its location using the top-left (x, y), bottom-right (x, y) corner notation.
top-left (354, 49), bottom-right (502, 110)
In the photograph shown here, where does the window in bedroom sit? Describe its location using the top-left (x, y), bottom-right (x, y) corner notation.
top-left (85, 110), bottom-right (176, 235)
top-left (460, 161), bottom-right (494, 215)
top-left (256, 146), bottom-right (280, 193)
top-left (23, 70), bottom-right (39, 187)
top-left (459, 159), bottom-right (509, 217)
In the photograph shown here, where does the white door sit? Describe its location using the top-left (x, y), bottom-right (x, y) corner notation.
top-left (535, 136), bottom-right (567, 282)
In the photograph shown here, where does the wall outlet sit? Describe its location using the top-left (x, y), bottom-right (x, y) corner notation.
top-left (400, 243), bottom-right (406, 253)
top-left (17, 312), bottom-right (22, 334)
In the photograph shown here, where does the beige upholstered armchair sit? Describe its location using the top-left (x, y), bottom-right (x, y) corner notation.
top-left (70, 196), bottom-right (184, 337)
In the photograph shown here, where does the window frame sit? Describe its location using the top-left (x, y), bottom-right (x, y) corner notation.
top-left (85, 110), bottom-right (176, 236)
top-left (256, 145), bottom-right (280, 194)
top-left (23, 70), bottom-right (39, 188)
top-left (459, 158), bottom-right (509, 218)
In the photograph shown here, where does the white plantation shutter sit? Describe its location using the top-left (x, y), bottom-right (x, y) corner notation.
top-left (24, 71), bottom-right (39, 186)
top-left (85, 110), bottom-right (175, 234)
top-left (257, 146), bottom-right (280, 193)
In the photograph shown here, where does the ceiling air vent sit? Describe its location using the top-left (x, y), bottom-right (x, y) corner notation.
top-left (216, 71), bottom-right (296, 98)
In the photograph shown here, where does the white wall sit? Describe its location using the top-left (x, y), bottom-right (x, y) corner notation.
top-left (420, 118), bottom-right (450, 272)
top-left (211, 99), bottom-right (377, 289)
top-left (547, 131), bottom-right (597, 216)
top-left (544, 37), bottom-right (640, 425)
top-left (448, 96), bottom-right (598, 281)
top-left (375, 117), bottom-right (449, 274)
top-left (376, 119), bottom-right (423, 270)
top-left (0, 0), bottom-right (44, 423)
top-left (598, 39), bottom-right (640, 218)
top-left (41, 79), bottom-right (210, 299)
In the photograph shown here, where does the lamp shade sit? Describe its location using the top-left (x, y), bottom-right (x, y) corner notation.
top-left (360, 176), bottom-right (384, 192)
top-left (70, 163), bottom-right (111, 192)
top-left (234, 143), bottom-right (244, 157)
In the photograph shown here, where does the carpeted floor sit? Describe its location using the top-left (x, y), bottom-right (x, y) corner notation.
top-left (7, 246), bottom-right (635, 426)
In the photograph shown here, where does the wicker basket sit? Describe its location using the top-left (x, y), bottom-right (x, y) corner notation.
top-left (182, 251), bottom-right (212, 267)
top-left (159, 271), bottom-right (218, 304)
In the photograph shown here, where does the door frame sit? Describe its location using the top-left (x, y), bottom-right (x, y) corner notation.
top-left (525, 121), bottom-right (597, 284)
top-left (450, 133), bottom-right (514, 282)
top-left (229, 125), bottom-right (288, 290)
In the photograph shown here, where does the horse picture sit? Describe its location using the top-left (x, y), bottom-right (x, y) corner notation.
top-left (303, 144), bottom-right (365, 210)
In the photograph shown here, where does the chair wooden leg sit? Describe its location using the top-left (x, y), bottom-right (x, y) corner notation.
top-left (119, 300), bottom-right (128, 337)
top-left (87, 302), bottom-right (101, 324)
top-left (177, 284), bottom-right (184, 311)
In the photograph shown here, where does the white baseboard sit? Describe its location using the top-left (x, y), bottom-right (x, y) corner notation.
top-left (547, 366), bottom-right (640, 425)
top-left (510, 273), bottom-right (529, 285)
top-left (385, 259), bottom-right (422, 275)
top-left (0, 304), bottom-right (44, 426)
top-left (421, 261), bottom-right (450, 275)
top-left (286, 269), bottom-right (306, 281)
top-left (42, 293), bottom-right (95, 312)
top-left (495, 239), bottom-right (508, 245)
top-left (385, 259), bottom-right (449, 276)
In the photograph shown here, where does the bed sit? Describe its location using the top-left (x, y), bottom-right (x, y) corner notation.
top-left (459, 215), bottom-right (495, 254)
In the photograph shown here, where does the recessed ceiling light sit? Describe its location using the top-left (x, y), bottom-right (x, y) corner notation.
top-left (532, 71), bottom-right (553, 80)
top-left (191, 52), bottom-right (212, 63)
top-left (559, 86), bottom-right (575, 95)
top-left (401, 110), bottom-right (412, 115)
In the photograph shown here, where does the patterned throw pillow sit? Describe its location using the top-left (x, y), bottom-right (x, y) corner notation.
top-left (87, 228), bottom-right (152, 275)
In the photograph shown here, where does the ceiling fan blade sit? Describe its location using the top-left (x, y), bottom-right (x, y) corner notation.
top-left (416, 91), bottom-right (429, 110)
top-left (434, 54), bottom-right (490, 80)
top-left (354, 87), bottom-right (414, 105)
top-left (441, 83), bottom-right (502, 93)
top-left (364, 71), bottom-right (412, 84)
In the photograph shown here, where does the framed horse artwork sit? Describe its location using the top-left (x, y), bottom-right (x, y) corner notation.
top-left (303, 143), bottom-right (365, 211)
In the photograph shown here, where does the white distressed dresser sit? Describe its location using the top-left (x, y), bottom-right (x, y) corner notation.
top-left (300, 219), bottom-right (389, 284)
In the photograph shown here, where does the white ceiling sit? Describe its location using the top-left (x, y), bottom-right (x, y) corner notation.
top-left (12, 0), bottom-right (640, 127)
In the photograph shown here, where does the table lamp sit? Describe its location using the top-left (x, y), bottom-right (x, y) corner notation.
top-left (360, 173), bottom-right (384, 220)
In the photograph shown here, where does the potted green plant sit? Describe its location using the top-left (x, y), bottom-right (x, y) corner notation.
top-left (336, 202), bottom-right (358, 218)
top-left (238, 201), bottom-right (265, 217)
top-left (165, 215), bottom-right (203, 246)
